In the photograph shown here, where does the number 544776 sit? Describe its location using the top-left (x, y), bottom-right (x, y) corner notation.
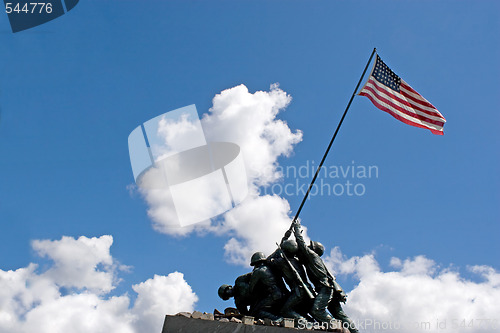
top-left (5, 2), bottom-right (53, 14)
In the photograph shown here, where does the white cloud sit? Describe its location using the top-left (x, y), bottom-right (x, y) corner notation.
top-left (138, 83), bottom-right (304, 264)
top-left (324, 248), bottom-right (500, 333)
top-left (155, 112), bottom-right (204, 158)
top-left (132, 273), bottom-right (198, 333)
top-left (221, 192), bottom-right (297, 265)
top-left (22, 293), bottom-right (134, 333)
top-left (0, 235), bottom-right (197, 333)
top-left (203, 84), bottom-right (302, 186)
top-left (32, 235), bottom-right (116, 294)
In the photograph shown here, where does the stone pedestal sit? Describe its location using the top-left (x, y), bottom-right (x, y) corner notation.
top-left (162, 313), bottom-right (349, 332)
top-left (162, 315), bottom-right (298, 332)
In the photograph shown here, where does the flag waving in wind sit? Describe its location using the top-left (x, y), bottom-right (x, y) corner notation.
top-left (359, 54), bottom-right (446, 135)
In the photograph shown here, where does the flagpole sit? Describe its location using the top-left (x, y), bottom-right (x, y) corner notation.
top-left (289, 47), bottom-right (377, 228)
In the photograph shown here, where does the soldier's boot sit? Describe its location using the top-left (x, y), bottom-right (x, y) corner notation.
top-left (281, 308), bottom-right (305, 321)
top-left (335, 315), bottom-right (358, 333)
top-left (256, 310), bottom-right (283, 322)
top-left (310, 307), bottom-right (333, 324)
top-left (281, 297), bottom-right (306, 321)
top-left (329, 302), bottom-right (359, 333)
top-left (347, 325), bottom-right (360, 333)
top-left (339, 318), bottom-right (359, 333)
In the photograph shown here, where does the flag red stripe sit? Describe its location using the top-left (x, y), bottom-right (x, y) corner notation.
top-left (367, 79), bottom-right (446, 124)
top-left (400, 83), bottom-right (444, 119)
top-left (361, 81), bottom-right (445, 127)
top-left (400, 81), bottom-right (441, 113)
top-left (360, 90), bottom-right (444, 135)
top-left (359, 88), bottom-right (443, 131)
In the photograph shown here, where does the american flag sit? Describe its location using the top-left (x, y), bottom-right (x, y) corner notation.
top-left (359, 55), bottom-right (446, 135)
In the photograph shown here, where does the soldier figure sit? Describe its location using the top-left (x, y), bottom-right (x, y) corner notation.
top-left (218, 220), bottom-right (358, 332)
top-left (292, 220), bottom-right (333, 324)
top-left (267, 231), bottom-right (314, 320)
top-left (292, 220), bottom-right (358, 332)
top-left (328, 281), bottom-right (359, 333)
top-left (248, 251), bottom-right (285, 322)
top-left (218, 272), bottom-right (255, 315)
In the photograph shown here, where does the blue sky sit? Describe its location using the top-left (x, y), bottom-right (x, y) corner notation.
top-left (1, 1), bottom-right (499, 332)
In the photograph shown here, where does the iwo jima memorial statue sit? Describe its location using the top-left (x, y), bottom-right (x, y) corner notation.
top-left (218, 219), bottom-right (359, 332)
top-left (162, 48), bottom-right (446, 332)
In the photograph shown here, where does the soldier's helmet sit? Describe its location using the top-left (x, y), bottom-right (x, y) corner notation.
top-left (282, 239), bottom-right (298, 254)
top-left (218, 284), bottom-right (232, 300)
top-left (250, 252), bottom-right (267, 266)
top-left (309, 241), bottom-right (325, 256)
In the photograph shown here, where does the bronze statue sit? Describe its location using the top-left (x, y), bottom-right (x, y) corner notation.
top-left (292, 220), bottom-right (335, 324)
top-left (248, 252), bottom-right (285, 322)
top-left (267, 231), bottom-right (315, 320)
top-left (218, 220), bottom-right (358, 331)
top-left (292, 220), bottom-right (358, 332)
top-left (218, 272), bottom-right (255, 315)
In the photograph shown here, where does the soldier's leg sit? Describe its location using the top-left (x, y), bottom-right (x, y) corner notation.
top-left (281, 288), bottom-right (305, 320)
top-left (310, 286), bottom-right (334, 323)
top-left (252, 296), bottom-right (283, 322)
top-left (256, 310), bottom-right (282, 322)
top-left (328, 301), bottom-right (359, 333)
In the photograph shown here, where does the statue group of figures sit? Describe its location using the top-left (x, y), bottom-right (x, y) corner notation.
top-left (218, 221), bottom-right (359, 332)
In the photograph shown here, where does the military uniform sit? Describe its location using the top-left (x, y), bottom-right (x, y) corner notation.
top-left (293, 222), bottom-right (333, 323)
top-left (293, 222), bottom-right (358, 332)
top-left (268, 236), bottom-right (314, 319)
top-left (218, 273), bottom-right (256, 315)
top-left (249, 252), bottom-right (284, 321)
top-left (232, 273), bottom-right (254, 315)
top-left (328, 300), bottom-right (359, 333)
